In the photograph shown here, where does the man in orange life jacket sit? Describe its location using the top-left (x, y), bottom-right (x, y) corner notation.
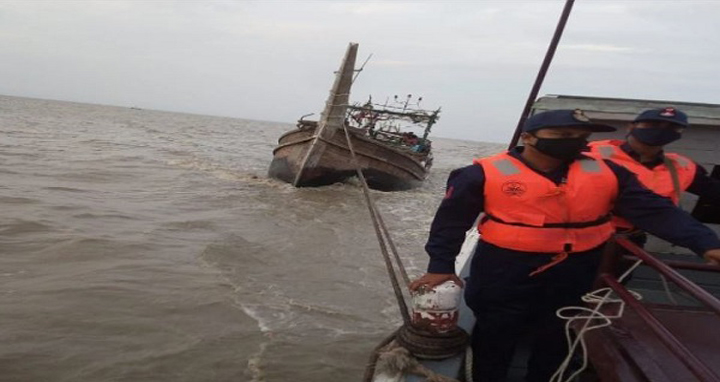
top-left (588, 107), bottom-right (720, 244)
top-left (409, 109), bottom-right (720, 382)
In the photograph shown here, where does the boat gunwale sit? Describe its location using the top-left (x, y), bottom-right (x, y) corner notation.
top-left (272, 128), bottom-right (430, 180)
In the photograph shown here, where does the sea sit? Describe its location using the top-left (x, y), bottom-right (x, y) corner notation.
top-left (0, 95), bottom-right (504, 381)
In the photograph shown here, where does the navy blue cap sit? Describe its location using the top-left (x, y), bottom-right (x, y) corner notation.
top-left (524, 109), bottom-right (616, 133)
top-left (634, 107), bottom-right (688, 127)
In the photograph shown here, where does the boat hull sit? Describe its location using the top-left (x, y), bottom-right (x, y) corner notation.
top-left (269, 128), bottom-right (429, 191)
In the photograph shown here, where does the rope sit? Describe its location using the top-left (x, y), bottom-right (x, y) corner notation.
top-left (341, 123), bottom-right (411, 324)
top-left (364, 328), bottom-right (468, 382)
top-left (363, 329), bottom-right (400, 382)
top-left (464, 344), bottom-right (474, 382)
top-left (395, 324), bottom-right (468, 360)
top-left (352, 53), bottom-right (373, 84)
top-left (374, 210), bottom-right (411, 286)
top-left (549, 259), bottom-right (644, 382)
top-left (659, 274), bottom-right (679, 305)
top-left (347, 120), bottom-right (466, 380)
top-left (372, 341), bottom-right (461, 382)
top-left (337, 105), bottom-right (409, 286)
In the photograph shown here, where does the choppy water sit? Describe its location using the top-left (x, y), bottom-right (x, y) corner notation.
top-left (0, 95), bottom-right (503, 381)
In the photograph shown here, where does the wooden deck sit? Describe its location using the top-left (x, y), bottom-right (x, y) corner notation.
top-left (576, 304), bottom-right (720, 382)
top-left (574, 238), bottom-right (720, 382)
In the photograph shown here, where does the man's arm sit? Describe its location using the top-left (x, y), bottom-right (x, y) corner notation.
top-left (409, 165), bottom-right (485, 291)
top-left (424, 164), bottom-right (486, 273)
top-left (607, 160), bottom-right (720, 256)
top-left (686, 164), bottom-right (720, 204)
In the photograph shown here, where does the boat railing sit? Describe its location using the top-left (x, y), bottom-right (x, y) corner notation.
top-left (594, 237), bottom-right (720, 382)
top-left (604, 237), bottom-right (720, 314)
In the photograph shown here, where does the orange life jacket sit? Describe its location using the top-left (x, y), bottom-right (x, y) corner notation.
top-left (588, 140), bottom-right (697, 230)
top-left (475, 152), bottom-right (618, 254)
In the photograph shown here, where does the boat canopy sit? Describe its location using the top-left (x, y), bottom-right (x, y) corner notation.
top-left (533, 94), bottom-right (720, 128)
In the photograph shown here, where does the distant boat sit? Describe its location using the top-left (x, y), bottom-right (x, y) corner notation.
top-left (268, 43), bottom-right (440, 191)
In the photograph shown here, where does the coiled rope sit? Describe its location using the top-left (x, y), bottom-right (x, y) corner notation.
top-left (549, 258), bottom-right (644, 382)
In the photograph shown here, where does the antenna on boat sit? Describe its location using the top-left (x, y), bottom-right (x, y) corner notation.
top-left (508, 0), bottom-right (575, 149)
top-left (352, 53), bottom-right (374, 84)
top-left (402, 94), bottom-right (412, 112)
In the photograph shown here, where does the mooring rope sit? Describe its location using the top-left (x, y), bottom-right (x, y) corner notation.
top-left (362, 329), bottom-right (401, 382)
top-left (343, 122), bottom-right (421, 381)
top-left (373, 341), bottom-right (461, 382)
top-left (344, 123), bottom-right (470, 382)
top-left (373, 208), bottom-right (411, 286)
top-left (341, 123), bottom-right (412, 324)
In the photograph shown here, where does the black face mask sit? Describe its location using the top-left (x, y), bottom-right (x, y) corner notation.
top-left (532, 137), bottom-right (588, 161)
top-left (630, 127), bottom-right (682, 146)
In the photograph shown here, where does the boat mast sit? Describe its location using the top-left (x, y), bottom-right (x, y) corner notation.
top-left (422, 108), bottom-right (441, 141)
top-left (293, 42), bottom-right (359, 186)
top-left (508, 0), bottom-right (575, 149)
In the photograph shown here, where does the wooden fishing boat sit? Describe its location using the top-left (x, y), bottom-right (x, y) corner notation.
top-left (268, 43), bottom-right (440, 191)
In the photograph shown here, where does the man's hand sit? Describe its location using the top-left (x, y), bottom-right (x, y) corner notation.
top-left (703, 249), bottom-right (720, 266)
top-left (409, 273), bottom-right (463, 292)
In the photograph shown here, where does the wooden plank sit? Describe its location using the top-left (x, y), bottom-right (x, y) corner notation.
top-left (578, 305), bottom-right (720, 382)
top-left (294, 43), bottom-right (358, 185)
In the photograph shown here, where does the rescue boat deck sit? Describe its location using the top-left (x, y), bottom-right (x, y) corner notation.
top-left (578, 304), bottom-right (720, 382)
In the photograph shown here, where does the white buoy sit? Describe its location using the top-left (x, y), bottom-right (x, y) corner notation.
top-left (410, 280), bottom-right (462, 333)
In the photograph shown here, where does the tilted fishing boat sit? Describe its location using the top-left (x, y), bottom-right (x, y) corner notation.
top-left (268, 43), bottom-right (441, 191)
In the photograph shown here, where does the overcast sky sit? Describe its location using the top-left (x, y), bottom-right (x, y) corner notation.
top-left (2, 0), bottom-right (719, 143)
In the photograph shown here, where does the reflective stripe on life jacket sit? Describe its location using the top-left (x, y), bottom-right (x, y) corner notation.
top-left (474, 152), bottom-right (618, 254)
top-left (588, 140), bottom-right (697, 230)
